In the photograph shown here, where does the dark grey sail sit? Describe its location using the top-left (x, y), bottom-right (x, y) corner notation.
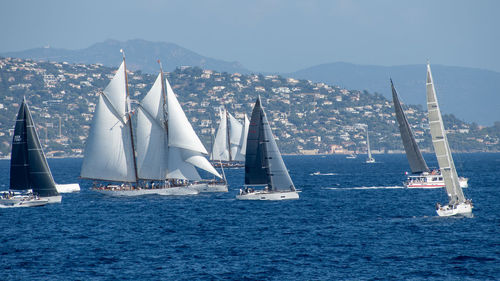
top-left (244, 97), bottom-right (268, 185)
top-left (10, 101), bottom-right (30, 190)
top-left (25, 101), bottom-right (59, 197)
top-left (261, 105), bottom-right (295, 191)
top-left (245, 96), bottom-right (295, 191)
top-left (391, 80), bottom-right (430, 174)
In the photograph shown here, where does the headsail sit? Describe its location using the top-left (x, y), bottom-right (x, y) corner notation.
top-left (24, 100), bottom-right (59, 197)
top-left (81, 62), bottom-right (137, 182)
top-left (260, 102), bottom-right (295, 191)
top-left (245, 97), bottom-right (295, 191)
top-left (211, 108), bottom-right (229, 161)
top-left (228, 112), bottom-right (244, 161)
top-left (426, 63), bottom-right (465, 204)
top-left (391, 80), bottom-right (430, 174)
top-left (135, 73), bottom-right (169, 180)
top-left (240, 114), bottom-right (250, 156)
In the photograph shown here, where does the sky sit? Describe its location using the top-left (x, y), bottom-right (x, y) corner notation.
top-left (1, 0), bottom-right (499, 73)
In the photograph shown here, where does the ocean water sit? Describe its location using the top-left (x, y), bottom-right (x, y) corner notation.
top-left (0, 153), bottom-right (499, 280)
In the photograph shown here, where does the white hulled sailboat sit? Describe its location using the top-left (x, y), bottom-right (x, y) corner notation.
top-left (365, 126), bottom-right (375, 163)
top-left (391, 79), bottom-right (468, 189)
top-left (237, 96), bottom-right (299, 200)
top-left (1, 98), bottom-right (61, 207)
top-left (426, 63), bottom-right (472, 216)
top-left (211, 108), bottom-right (249, 168)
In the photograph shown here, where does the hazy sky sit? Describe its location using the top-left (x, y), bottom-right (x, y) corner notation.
top-left (1, 0), bottom-right (499, 73)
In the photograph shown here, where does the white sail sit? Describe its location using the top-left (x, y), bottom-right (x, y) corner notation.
top-left (228, 112), bottom-right (243, 161)
top-left (182, 150), bottom-right (222, 178)
top-left (81, 62), bottom-right (136, 182)
top-left (166, 78), bottom-right (208, 154)
top-left (366, 127), bottom-right (372, 159)
top-left (167, 147), bottom-right (202, 180)
top-left (426, 64), bottom-right (465, 204)
top-left (135, 74), bottom-right (169, 180)
top-left (239, 114), bottom-right (249, 157)
top-left (211, 108), bottom-right (230, 161)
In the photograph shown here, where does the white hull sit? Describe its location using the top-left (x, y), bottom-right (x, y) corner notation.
top-left (236, 190), bottom-right (299, 201)
top-left (45, 195), bottom-right (62, 203)
top-left (405, 175), bottom-right (468, 189)
top-left (436, 201), bottom-right (473, 217)
top-left (0, 196), bottom-right (49, 208)
top-left (93, 186), bottom-right (199, 196)
top-left (55, 183), bottom-right (81, 193)
top-left (190, 183), bottom-right (228, 193)
top-left (365, 157), bottom-right (375, 163)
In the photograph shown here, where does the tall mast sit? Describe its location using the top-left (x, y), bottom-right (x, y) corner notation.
top-left (158, 60), bottom-right (169, 177)
top-left (121, 49), bottom-right (138, 184)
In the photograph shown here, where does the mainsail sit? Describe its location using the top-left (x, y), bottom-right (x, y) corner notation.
top-left (10, 99), bottom-right (59, 197)
top-left (245, 97), bottom-right (295, 191)
top-left (426, 63), bottom-right (465, 205)
top-left (239, 114), bottom-right (250, 158)
top-left (366, 126), bottom-right (372, 159)
top-left (80, 62), bottom-right (137, 182)
top-left (391, 79), bottom-right (430, 174)
top-left (228, 112), bottom-right (243, 161)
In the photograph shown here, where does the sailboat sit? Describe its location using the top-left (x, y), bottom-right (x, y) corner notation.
top-left (365, 126), bottom-right (375, 163)
top-left (135, 61), bottom-right (224, 193)
top-left (0, 98), bottom-right (61, 207)
top-left (391, 79), bottom-right (468, 189)
top-left (426, 63), bottom-right (472, 216)
top-left (211, 108), bottom-right (249, 168)
top-left (81, 53), bottom-right (216, 196)
top-left (236, 96), bottom-right (299, 200)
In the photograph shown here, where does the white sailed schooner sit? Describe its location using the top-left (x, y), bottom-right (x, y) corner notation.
top-left (81, 52), bottom-right (222, 196)
top-left (210, 107), bottom-right (249, 168)
top-left (426, 63), bottom-right (472, 216)
top-left (0, 98), bottom-right (61, 207)
top-left (390, 79), bottom-right (468, 189)
top-left (236, 96), bottom-right (299, 200)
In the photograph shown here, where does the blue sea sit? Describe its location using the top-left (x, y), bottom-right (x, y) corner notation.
top-left (0, 153), bottom-right (499, 280)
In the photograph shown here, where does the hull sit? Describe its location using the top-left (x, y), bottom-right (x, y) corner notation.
top-left (190, 183), bottom-right (228, 193)
top-left (55, 183), bottom-right (81, 193)
top-left (211, 161), bottom-right (245, 169)
top-left (93, 186), bottom-right (199, 196)
top-left (236, 190), bottom-right (299, 201)
top-left (44, 195), bottom-right (62, 203)
top-left (405, 175), bottom-right (468, 189)
top-left (365, 158), bottom-right (375, 163)
top-left (436, 201), bottom-right (473, 217)
top-left (0, 196), bottom-right (49, 208)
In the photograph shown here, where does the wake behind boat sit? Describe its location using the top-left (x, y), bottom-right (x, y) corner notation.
top-left (391, 79), bottom-right (469, 189)
top-left (426, 63), bottom-right (472, 216)
top-left (0, 98), bottom-right (61, 208)
top-left (236, 96), bottom-right (299, 201)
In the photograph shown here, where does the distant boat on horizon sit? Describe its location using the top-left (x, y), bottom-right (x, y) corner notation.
top-left (236, 96), bottom-right (299, 200)
top-left (426, 63), bottom-right (472, 217)
top-left (0, 98), bottom-right (61, 207)
top-left (210, 107), bottom-right (249, 169)
top-left (365, 125), bottom-right (375, 163)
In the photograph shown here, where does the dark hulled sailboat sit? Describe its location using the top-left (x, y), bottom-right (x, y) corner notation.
top-left (0, 98), bottom-right (61, 207)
